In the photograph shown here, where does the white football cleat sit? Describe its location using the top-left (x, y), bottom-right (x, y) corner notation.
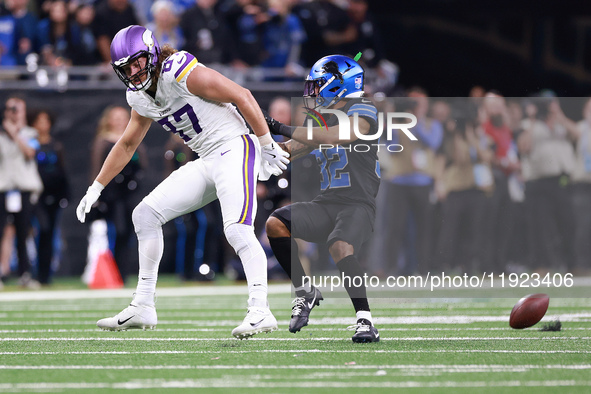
top-left (97, 303), bottom-right (157, 331)
top-left (232, 306), bottom-right (278, 339)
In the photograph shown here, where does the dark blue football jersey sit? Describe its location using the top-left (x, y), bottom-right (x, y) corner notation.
top-left (311, 98), bottom-right (381, 212)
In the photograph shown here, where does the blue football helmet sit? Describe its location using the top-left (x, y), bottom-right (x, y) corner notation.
top-left (304, 55), bottom-right (365, 108)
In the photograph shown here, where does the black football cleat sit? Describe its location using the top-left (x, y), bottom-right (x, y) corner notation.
top-left (350, 318), bottom-right (380, 343)
top-left (289, 287), bottom-right (323, 333)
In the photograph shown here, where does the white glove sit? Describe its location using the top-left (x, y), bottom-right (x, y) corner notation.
top-left (258, 160), bottom-right (281, 181)
top-left (76, 181), bottom-right (104, 223)
top-left (261, 141), bottom-right (290, 172)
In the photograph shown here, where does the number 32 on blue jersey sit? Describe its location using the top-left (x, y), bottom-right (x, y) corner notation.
top-left (314, 147), bottom-right (351, 190)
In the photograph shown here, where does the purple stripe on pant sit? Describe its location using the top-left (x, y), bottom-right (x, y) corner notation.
top-left (238, 135), bottom-right (256, 225)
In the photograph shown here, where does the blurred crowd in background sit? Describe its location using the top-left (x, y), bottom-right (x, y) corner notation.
top-left (366, 92), bottom-right (591, 280)
top-left (0, 0), bottom-right (386, 72)
top-left (3, 91), bottom-right (591, 289)
top-left (1, 0), bottom-right (590, 289)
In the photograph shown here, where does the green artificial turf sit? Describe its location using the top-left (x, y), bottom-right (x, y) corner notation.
top-left (0, 281), bottom-right (590, 393)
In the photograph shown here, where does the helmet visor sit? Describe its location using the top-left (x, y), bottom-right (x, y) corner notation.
top-left (304, 78), bottom-right (325, 97)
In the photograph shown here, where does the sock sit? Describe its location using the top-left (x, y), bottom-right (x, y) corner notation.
top-left (248, 298), bottom-right (268, 308)
top-left (336, 254), bottom-right (370, 313)
top-left (133, 236), bottom-right (163, 307)
top-left (131, 202), bottom-right (165, 307)
top-left (269, 237), bottom-right (311, 292)
top-left (356, 310), bottom-right (373, 324)
top-left (268, 236), bottom-right (309, 289)
top-left (294, 278), bottom-right (312, 296)
top-left (225, 223), bottom-right (268, 304)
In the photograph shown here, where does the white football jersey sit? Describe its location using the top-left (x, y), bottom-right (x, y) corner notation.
top-left (127, 51), bottom-right (249, 157)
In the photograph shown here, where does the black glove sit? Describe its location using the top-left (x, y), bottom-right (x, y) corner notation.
top-left (262, 109), bottom-right (295, 138)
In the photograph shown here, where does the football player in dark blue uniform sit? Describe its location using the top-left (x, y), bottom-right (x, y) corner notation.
top-left (265, 54), bottom-right (380, 343)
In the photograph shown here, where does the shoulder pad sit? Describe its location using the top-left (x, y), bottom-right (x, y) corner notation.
top-left (347, 101), bottom-right (378, 123)
top-left (162, 51), bottom-right (198, 83)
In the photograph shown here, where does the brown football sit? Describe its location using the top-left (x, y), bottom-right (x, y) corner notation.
top-left (509, 293), bottom-right (550, 329)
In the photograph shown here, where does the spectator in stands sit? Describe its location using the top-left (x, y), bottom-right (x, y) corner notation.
top-left (129, 0), bottom-right (151, 26)
top-left (69, 3), bottom-right (100, 65)
top-left (224, 0), bottom-right (266, 66)
top-left (169, 0), bottom-right (194, 15)
top-left (435, 115), bottom-right (493, 273)
top-left (93, 0), bottom-right (139, 63)
top-left (372, 89), bottom-right (443, 275)
top-left (147, 1), bottom-right (184, 50)
top-left (261, 0), bottom-right (306, 75)
top-left (342, 0), bottom-right (384, 67)
top-left (0, 224), bottom-right (15, 288)
top-left (518, 98), bottom-right (577, 270)
top-left (507, 100), bottom-right (525, 137)
top-left (0, 10), bottom-right (18, 66)
top-left (431, 99), bottom-right (452, 125)
top-left (292, 0), bottom-right (351, 67)
top-left (470, 86), bottom-right (486, 98)
top-left (0, 96), bottom-right (43, 288)
top-left (268, 96), bottom-right (290, 141)
top-left (36, 0), bottom-right (72, 66)
top-left (5, 0), bottom-right (37, 65)
top-left (572, 98), bottom-right (591, 274)
top-left (180, 0), bottom-right (239, 66)
top-left (503, 99), bottom-right (528, 267)
top-left (35, 0), bottom-right (51, 20)
top-left (479, 93), bottom-right (521, 271)
top-left (318, 0), bottom-right (358, 57)
top-left (31, 109), bottom-right (69, 285)
top-left (427, 99), bottom-right (452, 263)
top-left (90, 106), bottom-right (147, 282)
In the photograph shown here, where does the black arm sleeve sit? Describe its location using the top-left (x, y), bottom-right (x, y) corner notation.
top-left (262, 110), bottom-right (297, 138)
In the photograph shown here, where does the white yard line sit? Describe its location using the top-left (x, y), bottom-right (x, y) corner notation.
top-left (0, 364), bottom-right (590, 370)
top-left (0, 327), bottom-right (588, 334)
top-left (2, 301), bottom-right (591, 311)
top-left (0, 337), bottom-right (591, 342)
top-left (1, 278), bottom-right (590, 302)
top-left (0, 336), bottom-right (589, 342)
top-left (3, 312), bottom-right (591, 321)
top-left (1, 314), bottom-right (590, 326)
top-left (0, 379), bottom-right (589, 390)
top-left (0, 321), bottom-right (99, 326)
top-left (1, 349), bottom-right (589, 355)
top-left (0, 284), bottom-right (292, 302)
top-left (3, 312), bottom-right (248, 318)
top-left (0, 305), bottom-right (260, 311)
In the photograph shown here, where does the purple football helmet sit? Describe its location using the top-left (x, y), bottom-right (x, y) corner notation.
top-left (110, 25), bottom-right (160, 91)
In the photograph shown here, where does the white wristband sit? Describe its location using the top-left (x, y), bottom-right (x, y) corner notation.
top-left (257, 133), bottom-right (273, 146)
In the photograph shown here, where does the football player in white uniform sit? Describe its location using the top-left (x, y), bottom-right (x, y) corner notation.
top-left (76, 25), bottom-right (289, 339)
